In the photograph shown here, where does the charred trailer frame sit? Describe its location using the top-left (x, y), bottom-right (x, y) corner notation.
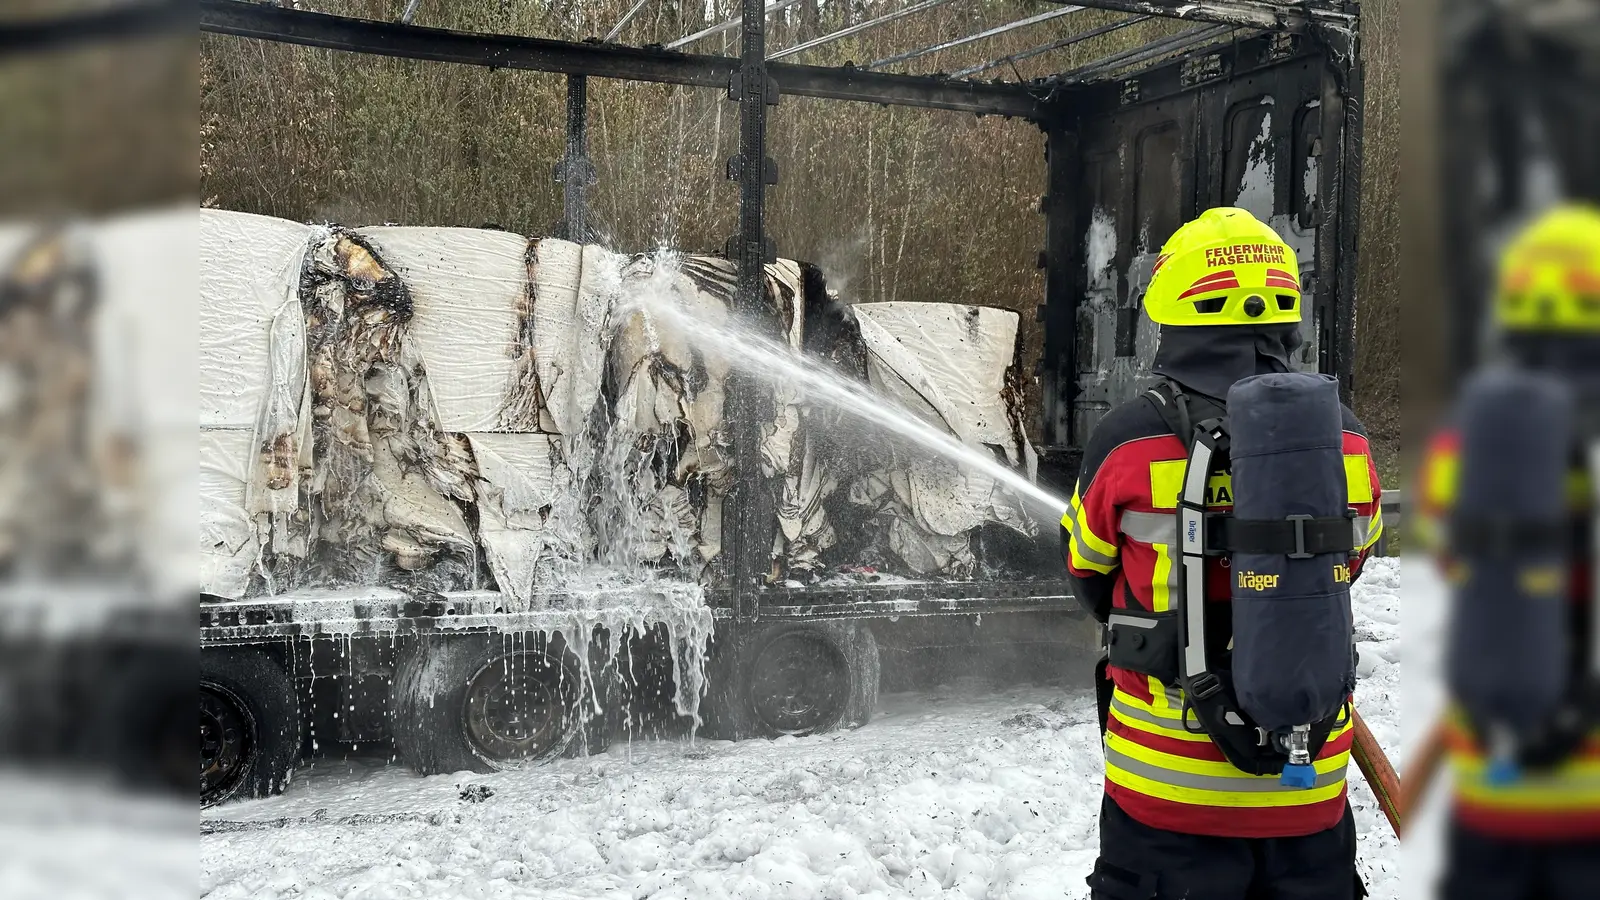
top-left (1037, 22), bottom-right (1364, 472)
top-left (184, 0), bottom-right (1363, 799)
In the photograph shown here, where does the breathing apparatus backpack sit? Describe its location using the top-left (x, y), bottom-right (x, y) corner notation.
top-left (1104, 371), bottom-right (1360, 786)
top-left (1445, 368), bottom-right (1600, 780)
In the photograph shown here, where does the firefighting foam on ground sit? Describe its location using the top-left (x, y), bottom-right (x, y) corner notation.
top-left (196, 555), bottom-right (1404, 900)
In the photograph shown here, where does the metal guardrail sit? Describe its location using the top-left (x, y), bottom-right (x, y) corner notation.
top-left (1376, 488), bottom-right (1402, 558)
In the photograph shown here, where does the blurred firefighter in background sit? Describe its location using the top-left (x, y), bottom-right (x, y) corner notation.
top-left (1063, 207), bottom-right (1383, 900)
top-left (1417, 203), bottom-right (1600, 899)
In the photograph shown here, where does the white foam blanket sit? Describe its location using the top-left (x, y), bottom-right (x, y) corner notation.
top-left (196, 563), bottom-right (1403, 900)
top-left (852, 302), bottom-right (1037, 574)
top-left (356, 226), bottom-right (531, 433)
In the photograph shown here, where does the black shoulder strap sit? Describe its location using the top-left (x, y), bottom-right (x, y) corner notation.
top-left (1145, 378), bottom-right (1228, 455)
top-left (1143, 379), bottom-right (1188, 447)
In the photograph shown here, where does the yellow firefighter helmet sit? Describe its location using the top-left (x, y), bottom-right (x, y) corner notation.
top-left (1143, 207), bottom-right (1302, 327)
top-left (1494, 203), bottom-right (1600, 333)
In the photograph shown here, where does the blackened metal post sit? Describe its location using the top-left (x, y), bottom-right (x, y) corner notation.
top-left (555, 75), bottom-right (596, 242)
top-left (1308, 24), bottom-right (1362, 406)
top-left (1330, 37), bottom-right (1364, 406)
top-left (1039, 123), bottom-right (1080, 451)
top-left (725, 0), bottom-right (780, 623)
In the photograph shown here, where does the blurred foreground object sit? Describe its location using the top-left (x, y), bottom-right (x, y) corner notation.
top-left (1418, 203), bottom-right (1600, 899)
top-left (0, 7), bottom-right (193, 898)
top-left (1440, 0), bottom-right (1600, 378)
top-left (0, 1), bottom-right (191, 218)
top-left (0, 211), bottom-right (194, 792)
top-left (1399, 719), bottom-right (1450, 830)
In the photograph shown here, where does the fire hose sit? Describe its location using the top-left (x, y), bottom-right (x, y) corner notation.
top-left (1352, 707), bottom-right (1404, 837)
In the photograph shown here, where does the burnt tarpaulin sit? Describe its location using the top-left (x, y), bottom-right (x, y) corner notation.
top-left (848, 302), bottom-right (1038, 576)
top-left (603, 254), bottom-right (736, 576)
top-left (349, 227), bottom-right (621, 609)
top-left (759, 259), bottom-right (838, 578)
top-left (599, 254), bottom-right (834, 580)
top-left (467, 432), bottom-right (588, 607)
top-left (355, 226), bottom-right (532, 434)
top-left (198, 209), bottom-right (318, 598)
top-left (196, 209), bottom-right (1053, 598)
top-left (298, 226), bottom-right (483, 589)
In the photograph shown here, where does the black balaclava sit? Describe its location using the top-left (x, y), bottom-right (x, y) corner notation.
top-left (1150, 322), bottom-right (1305, 401)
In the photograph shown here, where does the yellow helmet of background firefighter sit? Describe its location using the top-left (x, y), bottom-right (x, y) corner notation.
top-left (1143, 207), bottom-right (1301, 327)
top-left (1493, 203), bottom-right (1600, 333)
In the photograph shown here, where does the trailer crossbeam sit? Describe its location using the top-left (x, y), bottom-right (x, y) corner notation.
top-left (199, 0), bottom-right (1047, 119)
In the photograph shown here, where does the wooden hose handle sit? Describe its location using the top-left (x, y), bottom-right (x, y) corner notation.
top-left (1351, 707), bottom-right (1404, 837)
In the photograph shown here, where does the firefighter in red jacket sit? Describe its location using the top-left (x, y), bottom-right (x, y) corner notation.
top-left (1416, 203), bottom-right (1600, 900)
top-left (1063, 208), bottom-right (1383, 899)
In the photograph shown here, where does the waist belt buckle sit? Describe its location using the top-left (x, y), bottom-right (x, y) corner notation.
top-left (1189, 672), bottom-right (1223, 701)
top-left (1286, 514), bottom-right (1314, 559)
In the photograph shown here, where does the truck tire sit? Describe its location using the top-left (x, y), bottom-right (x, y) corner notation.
top-left (201, 648), bottom-right (299, 807)
top-left (389, 632), bottom-right (609, 777)
top-left (702, 621), bottom-right (879, 740)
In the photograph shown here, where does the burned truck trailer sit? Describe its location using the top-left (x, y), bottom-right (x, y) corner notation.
top-left (196, 0), bottom-right (1365, 806)
top-left (198, 210), bottom-right (1070, 801)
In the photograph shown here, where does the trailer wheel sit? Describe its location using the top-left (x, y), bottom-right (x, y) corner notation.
top-left (705, 621), bottom-right (879, 739)
top-left (201, 649), bottom-right (299, 807)
top-left (390, 633), bottom-right (607, 776)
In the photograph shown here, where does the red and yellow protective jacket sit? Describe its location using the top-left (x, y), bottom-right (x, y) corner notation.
top-left (1419, 429), bottom-right (1600, 841)
top-left (1064, 391), bottom-right (1383, 838)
